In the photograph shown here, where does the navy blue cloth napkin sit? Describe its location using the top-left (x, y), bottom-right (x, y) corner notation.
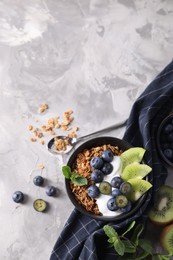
top-left (50, 61), bottom-right (173, 260)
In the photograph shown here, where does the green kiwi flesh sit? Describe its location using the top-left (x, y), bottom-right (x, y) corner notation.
top-left (148, 185), bottom-right (173, 225)
top-left (120, 147), bottom-right (146, 171)
top-left (127, 178), bottom-right (152, 202)
top-left (121, 162), bottom-right (152, 181)
top-left (160, 223), bottom-right (173, 254)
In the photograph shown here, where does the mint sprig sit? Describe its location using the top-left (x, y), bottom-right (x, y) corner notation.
top-left (103, 221), bottom-right (173, 259)
top-left (62, 166), bottom-right (88, 186)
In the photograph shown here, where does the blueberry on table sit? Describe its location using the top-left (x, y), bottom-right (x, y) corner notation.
top-left (91, 169), bottom-right (104, 183)
top-left (163, 123), bottom-right (173, 134)
top-left (163, 148), bottom-right (173, 160)
top-left (101, 162), bottom-right (113, 175)
top-left (87, 185), bottom-right (100, 198)
top-left (107, 198), bottom-right (118, 211)
top-left (102, 150), bottom-right (114, 162)
top-left (33, 175), bottom-right (44, 186)
top-left (12, 191), bottom-right (24, 203)
top-left (45, 185), bottom-right (56, 196)
top-left (90, 157), bottom-right (104, 169)
top-left (111, 176), bottom-right (123, 188)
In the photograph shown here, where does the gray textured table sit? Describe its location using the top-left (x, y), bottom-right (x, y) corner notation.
top-left (1, 1), bottom-right (173, 259)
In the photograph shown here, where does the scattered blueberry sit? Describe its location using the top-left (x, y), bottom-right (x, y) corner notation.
top-left (90, 157), bottom-right (104, 169)
top-left (101, 162), bottom-right (113, 175)
top-left (112, 188), bottom-right (122, 198)
top-left (12, 191), bottom-right (24, 203)
top-left (111, 176), bottom-right (123, 188)
top-left (120, 182), bottom-right (132, 195)
top-left (33, 175), bottom-right (44, 186)
top-left (45, 185), bottom-right (56, 196)
top-left (164, 124), bottom-right (173, 134)
top-left (87, 185), bottom-right (100, 198)
top-left (91, 169), bottom-right (104, 183)
top-left (102, 150), bottom-right (114, 163)
top-left (120, 201), bottom-right (132, 213)
top-left (107, 198), bottom-right (118, 211)
top-left (163, 148), bottom-right (173, 160)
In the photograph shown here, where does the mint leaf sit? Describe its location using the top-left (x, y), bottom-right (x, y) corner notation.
top-left (103, 225), bottom-right (119, 240)
top-left (131, 224), bottom-right (144, 246)
top-left (121, 240), bottom-right (136, 253)
top-left (114, 239), bottom-right (125, 256)
top-left (138, 239), bottom-right (153, 255)
top-left (121, 221), bottom-right (136, 237)
top-left (62, 166), bottom-right (72, 179)
top-left (71, 174), bottom-right (88, 186)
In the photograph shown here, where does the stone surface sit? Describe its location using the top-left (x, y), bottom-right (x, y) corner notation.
top-left (0, 0), bottom-right (173, 259)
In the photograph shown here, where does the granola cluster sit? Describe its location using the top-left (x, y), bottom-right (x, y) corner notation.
top-left (27, 104), bottom-right (78, 148)
top-left (70, 144), bottom-right (122, 215)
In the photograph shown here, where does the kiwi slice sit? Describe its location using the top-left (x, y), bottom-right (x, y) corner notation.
top-left (148, 185), bottom-right (173, 225)
top-left (33, 199), bottom-right (47, 212)
top-left (120, 147), bottom-right (146, 171)
top-left (127, 178), bottom-right (152, 202)
top-left (121, 162), bottom-right (152, 181)
top-left (160, 223), bottom-right (173, 254)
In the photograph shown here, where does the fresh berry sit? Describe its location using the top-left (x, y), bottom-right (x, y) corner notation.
top-left (111, 176), bottom-right (123, 188)
top-left (99, 181), bottom-right (112, 195)
top-left (90, 157), bottom-right (104, 169)
top-left (45, 185), bottom-right (56, 196)
top-left (107, 198), bottom-right (118, 211)
top-left (163, 149), bottom-right (173, 160)
top-left (91, 169), bottom-right (104, 183)
top-left (33, 175), bottom-right (44, 186)
top-left (102, 150), bottom-right (114, 162)
top-left (120, 182), bottom-right (132, 195)
top-left (12, 191), bottom-right (24, 203)
top-left (87, 185), bottom-right (100, 198)
top-left (111, 188), bottom-right (122, 198)
top-left (115, 195), bottom-right (128, 208)
top-left (164, 124), bottom-right (173, 134)
top-left (101, 162), bottom-right (113, 175)
top-left (120, 201), bottom-right (132, 213)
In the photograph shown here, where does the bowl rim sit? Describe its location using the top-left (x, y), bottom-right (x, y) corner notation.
top-left (156, 113), bottom-right (173, 167)
top-left (65, 136), bottom-right (150, 222)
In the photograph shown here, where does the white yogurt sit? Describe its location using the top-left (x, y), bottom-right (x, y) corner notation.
top-left (96, 156), bottom-right (123, 217)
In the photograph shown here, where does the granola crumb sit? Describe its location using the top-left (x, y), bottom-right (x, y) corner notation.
top-left (33, 130), bottom-right (38, 137)
top-left (39, 139), bottom-right (45, 145)
top-left (38, 103), bottom-right (48, 113)
top-left (30, 138), bottom-right (37, 142)
top-left (73, 126), bottom-right (79, 131)
top-left (37, 164), bottom-right (45, 169)
top-left (27, 125), bottom-right (33, 131)
top-left (38, 132), bottom-right (43, 138)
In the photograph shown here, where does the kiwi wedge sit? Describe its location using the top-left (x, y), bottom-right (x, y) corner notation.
top-left (120, 147), bottom-right (146, 171)
top-left (160, 223), bottom-right (173, 254)
top-left (148, 185), bottom-right (173, 225)
top-left (121, 162), bottom-right (152, 181)
top-left (33, 199), bottom-right (47, 212)
top-left (127, 178), bottom-right (152, 202)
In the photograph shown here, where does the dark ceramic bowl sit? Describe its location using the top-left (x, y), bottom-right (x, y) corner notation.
top-left (157, 113), bottom-right (173, 167)
top-left (65, 136), bottom-right (149, 222)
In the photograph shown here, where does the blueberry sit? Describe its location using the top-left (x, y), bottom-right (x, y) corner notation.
top-left (101, 162), bottom-right (113, 175)
top-left (12, 191), bottom-right (24, 203)
top-left (163, 149), bottom-right (173, 160)
top-left (87, 185), bottom-right (100, 198)
top-left (120, 201), bottom-right (132, 213)
top-left (91, 169), bottom-right (104, 183)
top-left (111, 177), bottom-right (123, 188)
top-left (164, 124), bottom-right (173, 134)
top-left (102, 150), bottom-right (114, 163)
top-left (33, 175), bottom-right (44, 186)
top-left (107, 198), bottom-right (118, 211)
top-left (120, 182), bottom-right (132, 195)
top-left (45, 185), bottom-right (56, 196)
top-left (112, 188), bottom-right (122, 198)
top-left (90, 157), bottom-right (104, 169)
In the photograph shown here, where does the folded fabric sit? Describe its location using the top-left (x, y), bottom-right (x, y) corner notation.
top-left (50, 60), bottom-right (173, 260)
